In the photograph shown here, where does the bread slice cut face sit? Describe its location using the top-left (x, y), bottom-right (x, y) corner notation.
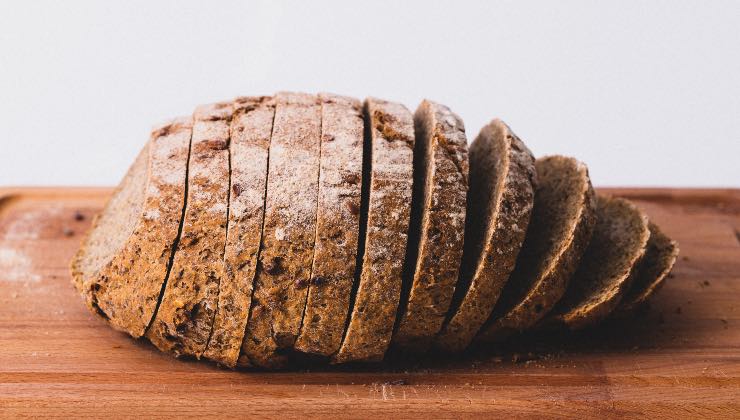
top-left (477, 156), bottom-right (596, 343)
top-left (392, 100), bottom-right (469, 353)
top-left (547, 195), bottom-right (650, 329)
top-left (333, 97), bottom-right (415, 363)
top-left (435, 119), bottom-right (536, 353)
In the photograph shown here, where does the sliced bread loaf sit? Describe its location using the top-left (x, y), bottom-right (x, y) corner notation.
top-left (202, 96), bottom-right (275, 368)
top-left (392, 100), bottom-right (469, 352)
top-left (333, 97), bottom-right (415, 363)
top-left (241, 92), bottom-right (321, 368)
top-left (546, 195), bottom-right (650, 329)
top-left (145, 102), bottom-right (231, 357)
top-left (71, 117), bottom-right (191, 337)
top-left (615, 222), bottom-right (679, 315)
top-left (477, 156), bottom-right (596, 343)
top-left (434, 119), bottom-right (536, 353)
top-left (294, 93), bottom-right (364, 356)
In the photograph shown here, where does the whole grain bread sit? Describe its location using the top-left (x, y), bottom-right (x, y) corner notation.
top-left (546, 195), bottom-right (650, 329)
top-left (434, 119), bottom-right (536, 353)
top-left (240, 92), bottom-right (321, 368)
top-left (615, 222), bottom-right (679, 315)
top-left (201, 97), bottom-right (275, 368)
top-left (392, 100), bottom-right (469, 352)
top-left (145, 102), bottom-right (232, 358)
top-left (477, 156), bottom-right (596, 343)
top-left (71, 117), bottom-right (192, 337)
top-left (294, 93), bottom-right (364, 356)
top-left (72, 92), bottom-right (679, 370)
top-left (333, 97), bottom-right (415, 363)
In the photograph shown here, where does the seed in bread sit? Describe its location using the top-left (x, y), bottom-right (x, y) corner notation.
top-left (145, 102), bottom-right (231, 358)
top-left (202, 97), bottom-right (275, 368)
top-left (71, 117), bottom-right (191, 338)
top-left (294, 93), bottom-right (364, 356)
top-left (615, 222), bottom-right (679, 315)
top-left (435, 119), bottom-right (536, 353)
top-left (546, 195), bottom-right (650, 329)
top-left (477, 156), bottom-right (597, 343)
top-left (392, 100), bottom-right (469, 352)
top-left (240, 92), bottom-right (321, 368)
top-left (333, 98), bottom-right (415, 363)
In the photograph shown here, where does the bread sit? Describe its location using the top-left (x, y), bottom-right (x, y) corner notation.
top-left (546, 195), bottom-right (650, 329)
top-left (240, 92), bottom-right (321, 368)
top-left (145, 102), bottom-right (232, 358)
top-left (71, 117), bottom-right (191, 337)
top-left (477, 156), bottom-right (596, 343)
top-left (294, 93), bottom-right (364, 356)
top-left (615, 222), bottom-right (679, 315)
top-left (201, 97), bottom-right (275, 368)
top-left (435, 119), bottom-right (536, 353)
top-left (333, 98), bottom-right (415, 363)
top-left (72, 92), bottom-right (678, 369)
top-left (392, 100), bottom-right (469, 352)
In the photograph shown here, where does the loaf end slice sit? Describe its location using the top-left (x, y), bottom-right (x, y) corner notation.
top-left (71, 117), bottom-right (192, 337)
top-left (145, 102), bottom-right (232, 358)
top-left (546, 195), bottom-right (651, 329)
top-left (476, 156), bottom-right (597, 343)
top-left (294, 93), bottom-right (364, 356)
top-left (241, 92), bottom-right (321, 368)
top-left (434, 119), bottom-right (536, 353)
top-left (392, 100), bottom-right (469, 353)
top-left (615, 222), bottom-right (679, 315)
top-left (202, 97), bottom-right (275, 368)
top-left (333, 97), bottom-right (415, 364)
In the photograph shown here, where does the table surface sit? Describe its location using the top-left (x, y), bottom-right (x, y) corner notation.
top-left (0, 187), bottom-right (738, 419)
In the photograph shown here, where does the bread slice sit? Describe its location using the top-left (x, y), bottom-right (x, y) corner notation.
top-left (240, 92), bottom-right (321, 368)
top-left (145, 102), bottom-right (232, 357)
top-left (333, 97), bottom-right (415, 363)
top-left (71, 117), bottom-right (192, 337)
top-left (434, 119), bottom-right (536, 353)
top-left (392, 100), bottom-right (469, 352)
top-left (615, 222), bottom-right (679, 315)
top-left (294, 93), bottom-right (364, 356)
top-left (546, 195), bottom-right (650, 329)
top-left (201, 97), bottom-right (275, 368)
top-left (476, 156), bottom-right (596, 343)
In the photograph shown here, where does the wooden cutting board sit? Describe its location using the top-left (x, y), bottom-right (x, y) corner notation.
top-left (1, 187), bottom-right (738, 418)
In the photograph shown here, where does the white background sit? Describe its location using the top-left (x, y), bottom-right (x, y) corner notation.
top-left (1, 1), bottom-right (738, 187)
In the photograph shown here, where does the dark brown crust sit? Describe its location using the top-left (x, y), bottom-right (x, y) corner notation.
top-left (202, 97), bottom-right (275, 368)
top-left (392, 100), bottom-right (469, 352)
top-left (547, 195), bottom-right (650, 329)
top-left (333, 98), bottom-right (414, 363)
top-left (145, 102), bottom-right (231, 358)
top-left (434, 119), bottom-right (536, 353)
top-left (615, 222), bottom-right (679, 315)
top-left (71, 117), bottom-right (192, 338)
top-left (477, 156), bottom-right (597, 343)
top-left (240, 92), bottom-right (321, 368)
top-left (294, 93), bottom-right (363, 356)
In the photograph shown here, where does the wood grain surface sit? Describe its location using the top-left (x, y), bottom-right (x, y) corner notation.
top-left (0, 187), bottom-right (738, 419)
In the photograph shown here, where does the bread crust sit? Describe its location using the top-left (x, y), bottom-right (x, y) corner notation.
top-left (393, 100), bottom-right (469, 352)
top-left (333, 98), bottom-right (414, 363)
top-left (240, 92), bottom-right (321, 368)
top-left (435, 119), bottom-right (536, 353)
top-left (547, 195), bottom-right (650, 329)
top-left (477, 156), bottom-right (596, 343)
top-left (145, 102), bottom-right (231, 357)
top-left (202, 97), bottom-right (275, 368)
top-left (294, 93), bottom-right (363, 356)
top-left (71, 117), bottom-right (192, 337)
